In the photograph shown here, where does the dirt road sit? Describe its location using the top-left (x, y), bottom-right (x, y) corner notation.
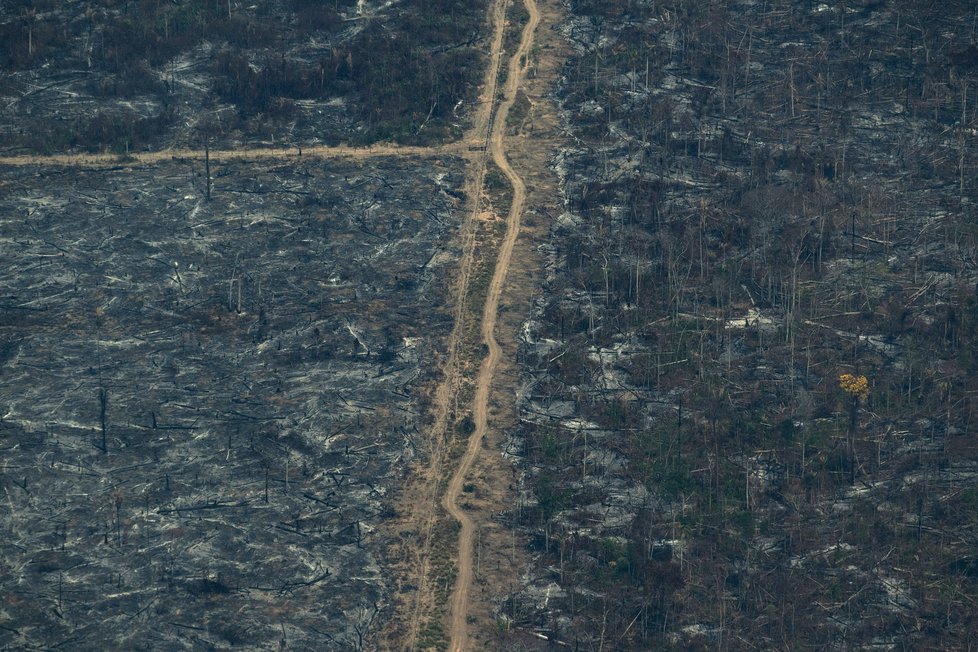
top-left (0, 142), bottom-right (461, 168)
top-left (392, 0), bottom-right (520, 649)
top-left (441, 0), bottom-right (540, 649)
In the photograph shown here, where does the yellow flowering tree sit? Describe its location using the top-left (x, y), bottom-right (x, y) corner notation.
top-left (838, 373), bottom-right (869, 401)
top-left (839, 373), bottom-right (869, 484)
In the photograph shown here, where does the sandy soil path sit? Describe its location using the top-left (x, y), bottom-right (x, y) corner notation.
top-left (441, 0), bottom-right (540, 649)
top-left (394, 1), bottom-right (515, 648)
top-left (0, 142), bottom-right (461, 168)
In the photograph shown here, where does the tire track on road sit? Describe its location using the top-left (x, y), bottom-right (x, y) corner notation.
top-left (442, 0), bottom-right (540, 649)
top-left (394, 0), bottom-right (514, 648)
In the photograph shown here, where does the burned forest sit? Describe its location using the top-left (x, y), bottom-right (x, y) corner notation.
top-left (0, 155), bottom-right (469, 648)
top-left (499, 0), bottom-right (978, 650)
top-left (3, 0), bottom-right (978, 650)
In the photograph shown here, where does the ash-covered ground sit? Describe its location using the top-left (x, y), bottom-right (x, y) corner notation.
top-left (0, 155), bottom-right (465, 650)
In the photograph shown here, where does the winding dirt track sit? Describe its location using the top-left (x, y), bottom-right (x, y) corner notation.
top-left (398, 0), bottom-right (511, 648)
top-left (441, 0), bottom-right (539, 649)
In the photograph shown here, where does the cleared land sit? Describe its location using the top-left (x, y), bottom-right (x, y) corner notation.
top-left (0, 156), bottom-right (467, 649)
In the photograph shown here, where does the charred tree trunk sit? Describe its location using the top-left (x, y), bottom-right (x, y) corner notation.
top-left (98, 387), bottom-right (108, 453)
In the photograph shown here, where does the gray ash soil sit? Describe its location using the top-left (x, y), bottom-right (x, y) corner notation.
top-left (0, 156), bottom-right (465, 650)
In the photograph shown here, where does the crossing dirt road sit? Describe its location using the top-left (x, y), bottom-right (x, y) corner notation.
top-left (0, 142), bottom-right (462, 167)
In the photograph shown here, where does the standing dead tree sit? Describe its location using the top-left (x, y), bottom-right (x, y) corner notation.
top-left (98, 387), bottom-right (108, 453)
